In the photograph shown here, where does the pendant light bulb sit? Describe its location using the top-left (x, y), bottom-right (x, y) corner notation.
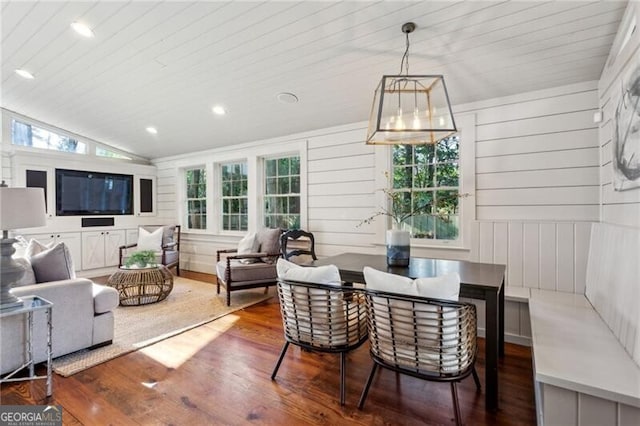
top-left (412, 107), bottom-right (421, 129)
top-left (395, 108), bottom-right (405, 130)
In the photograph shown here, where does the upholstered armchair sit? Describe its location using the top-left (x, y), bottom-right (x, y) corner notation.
top-left (119, 225), bottom-right (181, 275)
top-left (216, 227), bottom-right (282, 306)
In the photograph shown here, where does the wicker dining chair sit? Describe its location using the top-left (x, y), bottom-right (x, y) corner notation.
top-left (358, 289), bottom-right (481, 425)
top-left (271, 279), bottom-right (368, 405)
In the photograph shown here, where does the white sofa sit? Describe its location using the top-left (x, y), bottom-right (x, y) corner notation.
top-left (0, 277), bottom-right (119, 375)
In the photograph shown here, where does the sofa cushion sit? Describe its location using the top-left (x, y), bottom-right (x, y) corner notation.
top-left (216, 260), bottom-right (277, 285)
top-left (256, 228), bottom-right (281, 263)
top-left (93, 284), bottom-right (119, 313)
top-left (137, 227), bottom-right (164, 251)
top-left (29, 242), bottom-right (75, 283)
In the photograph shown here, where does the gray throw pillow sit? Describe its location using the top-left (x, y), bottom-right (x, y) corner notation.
top-left (257, 228), bottom-right (282, 264)
top-left (29, 242), bottom-right (76, 283)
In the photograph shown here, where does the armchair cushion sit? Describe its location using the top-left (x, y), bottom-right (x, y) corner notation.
top-left (137, 227), bottom-right (164, 251)
top-left (276, 259), bottom-right (341, 285)
top-left (363, 267), bottom-right (460, 301)
top-left (256, 228), bottom-right (281, 263)
top-left (216, 260), bottom-right (277, 285)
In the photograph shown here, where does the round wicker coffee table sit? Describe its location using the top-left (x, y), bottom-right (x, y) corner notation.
top-left (107, 265), bottom-right (174, 306)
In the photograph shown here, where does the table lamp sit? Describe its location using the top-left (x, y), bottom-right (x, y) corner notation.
top-left (0, 182), bottom-right (47, 310)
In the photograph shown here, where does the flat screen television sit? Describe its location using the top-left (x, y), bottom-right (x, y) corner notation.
top-left (56, 168), bottom-right (133, 216)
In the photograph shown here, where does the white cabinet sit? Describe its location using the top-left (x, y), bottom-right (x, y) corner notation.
top-left (81, 230), bottom-right (126, 270)
top-left (24, 232), bottom-right (82, 271)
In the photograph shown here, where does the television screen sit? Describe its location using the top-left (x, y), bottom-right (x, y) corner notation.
top-left (56, 169), bottom-right (133, 216)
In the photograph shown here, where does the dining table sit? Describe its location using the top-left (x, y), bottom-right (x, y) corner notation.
top-left (312, 252), bottom-right (506, 411)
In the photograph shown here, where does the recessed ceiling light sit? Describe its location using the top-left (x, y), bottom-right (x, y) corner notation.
top-left (71, 22), bottom-right (94, 38)
top-left (212, 105), bottom-right (226, 116)
top-left (277, 92), bottom-right (299, 104)
top-left (15, 69), bottom-right (35, 79)
top-left (146, 127), bottom-right (158, 135)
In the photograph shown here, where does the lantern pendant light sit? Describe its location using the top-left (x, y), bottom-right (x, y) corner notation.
top-left (366, 22), bottom-right (457, 145)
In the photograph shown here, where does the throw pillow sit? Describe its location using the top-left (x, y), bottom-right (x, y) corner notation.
top-left (363, 267), bottom-right (460, 301)
top-left (141, 225), bottom-right (175, 247)
top-left (137, 227), bottom-right (163, 252)
top-left (13, 257), bottom-right (37, 286)
top-left (26, 238), bottom-right (51, 257)
top-left (29, 242), bottom-right (76, 283)
top-left (256, 227), bottom-right (281, 263)
top-left (237, 232), bottom-right (260, 264)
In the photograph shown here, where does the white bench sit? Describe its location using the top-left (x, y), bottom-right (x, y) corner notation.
top-left (528, 223), bottom-right (640, 426)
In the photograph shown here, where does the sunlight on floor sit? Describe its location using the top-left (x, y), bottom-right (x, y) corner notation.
top-left (138, 314), bottom-right (240, 369)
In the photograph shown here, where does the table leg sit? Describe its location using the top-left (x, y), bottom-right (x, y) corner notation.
top-left (46, 306), bottom-right (52, 397)
top-left (499, 278), bottom-right (505, 357)
top-left (27, 311), bottom-right (34, 377)
top-left (485, 289), bottom-right (499, 411)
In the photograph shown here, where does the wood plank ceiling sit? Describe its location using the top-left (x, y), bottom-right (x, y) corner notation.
top-left (0, 1), bottom-right (628, 159)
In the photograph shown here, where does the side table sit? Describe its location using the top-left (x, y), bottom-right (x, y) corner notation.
top-left (0, 295), bottom-right (53, 397)
top-left (107, 264), bottom-right (174, 306)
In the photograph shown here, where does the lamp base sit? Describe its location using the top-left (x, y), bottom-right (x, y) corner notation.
top-left (0, 237), bottom-right (25, 311)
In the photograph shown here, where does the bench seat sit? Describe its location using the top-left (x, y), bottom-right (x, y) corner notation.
top-left (530, 289), bottom-right (640, 411)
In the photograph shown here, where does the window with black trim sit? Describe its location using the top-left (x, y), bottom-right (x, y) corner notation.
top-left (185, 168), bottom-right (207, 230)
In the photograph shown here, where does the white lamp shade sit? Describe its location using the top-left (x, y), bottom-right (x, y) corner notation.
top-left (0, 187), bottom-right (47, 230)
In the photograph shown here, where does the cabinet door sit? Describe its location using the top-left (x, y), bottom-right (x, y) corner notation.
top-left (82, 231), bottom-right (106, 270)
top-left (55, 232), bottom-right (82, 271)
top-left (104, 230), bottom-right (126, 267)
top-left (135, 175), bottom-right (156, 216)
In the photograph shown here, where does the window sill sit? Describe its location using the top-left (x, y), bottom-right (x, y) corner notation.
top-left (373, 241), bottom-right (470, 251)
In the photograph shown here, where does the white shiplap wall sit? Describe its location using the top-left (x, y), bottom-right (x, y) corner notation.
top-left (598, 4), bottom-right (640, 230)
top-left (153, 80), bottom-right (601, 300)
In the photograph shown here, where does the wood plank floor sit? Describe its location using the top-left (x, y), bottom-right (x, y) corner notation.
top-left (1, 271), bottom-right (536, 425)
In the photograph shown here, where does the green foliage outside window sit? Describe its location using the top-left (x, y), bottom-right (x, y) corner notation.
top-left (264, 156), bottom-right (300, 229)
top-left (391, 137), bottom-right (460, 240)
top-left (221, 162), bottom-right (248, 231)
top-left (186, 168), bottom-right (207, 230)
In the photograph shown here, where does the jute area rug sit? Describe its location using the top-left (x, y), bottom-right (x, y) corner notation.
top-left (52, 277), bottom-right (272, 377)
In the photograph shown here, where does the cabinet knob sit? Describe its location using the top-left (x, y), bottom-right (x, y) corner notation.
top-left (56, 234), bottom-right (60, 238)
top-left (101, 232), bottom-right (104, 235)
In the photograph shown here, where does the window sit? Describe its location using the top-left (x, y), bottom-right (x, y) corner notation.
top-left (264, 155), bottom-right (300, 229)
top-left (185, 168), bottom-right (207, 230)
top-left (392, 136), bottom-right (460, 240)
top-left (11, 119), bottom-right (86, 154)
top-left (96, 147), bottom-right (131, 160)
top-left (221, 162), bottom-right (248, 231)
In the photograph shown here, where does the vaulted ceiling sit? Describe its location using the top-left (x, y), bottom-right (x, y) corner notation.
top-left (1, 1), bottom-right (628, 159)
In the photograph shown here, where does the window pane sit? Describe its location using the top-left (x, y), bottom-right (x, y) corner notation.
top-left (392, 139), bottom-right (460, 241)
top-left (436, 163), bottom-right (459, 187)
top-left (186, 168), bottom-right (206, 230)
top-left (263, 155), bottom-right (300, 228)
top-left (278, 157), bottom-right (289, 175)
